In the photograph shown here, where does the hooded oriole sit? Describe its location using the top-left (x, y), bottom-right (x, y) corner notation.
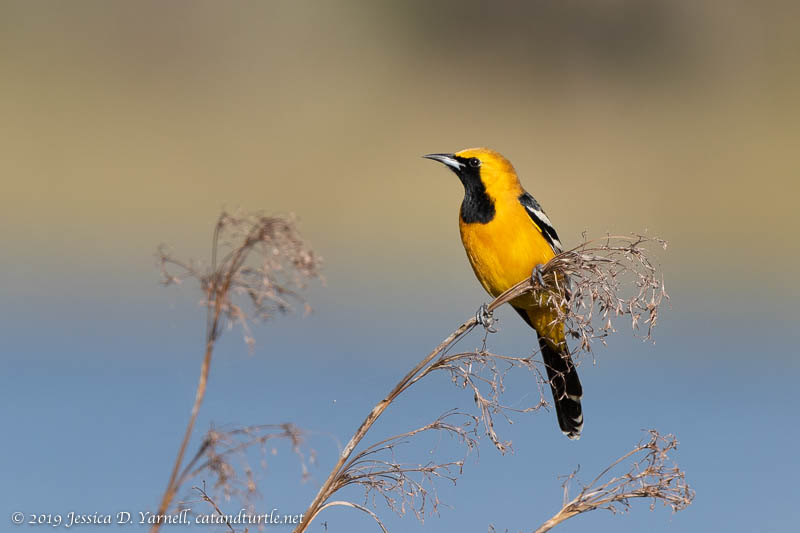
top-left (424, 148), bottom-right (583, 439)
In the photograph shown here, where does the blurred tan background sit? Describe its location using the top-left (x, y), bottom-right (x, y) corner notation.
top-left (3, 3), bottom-right (799, 532)
top-left (3, 1), bottom-right (798, 303)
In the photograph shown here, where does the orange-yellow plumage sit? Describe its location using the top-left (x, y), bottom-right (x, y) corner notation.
top-left (454, 148), bottom-right (563, 340)
top-left (425, 147), bottom-right (583, 439)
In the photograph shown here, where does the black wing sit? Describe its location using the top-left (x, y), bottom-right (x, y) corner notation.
top-left (518, 192), bottom-right (563, 254)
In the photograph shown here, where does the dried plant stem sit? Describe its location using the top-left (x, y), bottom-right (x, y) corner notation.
top-left (175, 422), bottom-right (307, 505)
top-left (294, 263), bottom-right (566, 532)
top-left (295, 234), bottom-right (670, 531)
top-left (152, 211), bottom-right (321, 533)
top-left (151, 297), bottom-right (224, 533)
top-left (193, 482), bottom-right (237, 533)
top-left (294, 319), bottom-right (478, 532)
top-left (317, 502), bottom-right (388, 533)
top-left (153, 228), bottom-right (248, 529)
top-left (534, 508), bottom-right (581, 533)
top-left (533, 431), bottom-right (693, 532)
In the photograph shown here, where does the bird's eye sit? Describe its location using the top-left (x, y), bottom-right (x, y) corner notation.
top-left (468, 157), bottom-right (481, 168)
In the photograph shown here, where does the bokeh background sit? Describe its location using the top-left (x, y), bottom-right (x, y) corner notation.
top-left (2, 1), bottom-right (798, 531)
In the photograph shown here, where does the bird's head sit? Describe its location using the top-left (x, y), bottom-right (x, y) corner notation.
top-left (423, 147), bottom-right (520, 196)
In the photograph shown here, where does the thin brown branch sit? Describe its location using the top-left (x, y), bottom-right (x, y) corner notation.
top-left (294, 234), bottom-right (669, 532)
top-left (152, 211), bottom-right (321, 533)
top-left (152, 322), bottom-right (219, 532)
top-left (176, 423), bottom-right (309, 509)
top-left (293, 319), bottom-right (477, 532)
top-left (317, 501), bottom-right (388, 533)
top-left (338, 410), bottom-right (478, 520)
top-left (533, 430), bottom-right (694, 533)
top-left (193, 482), bottom-right (236, 533)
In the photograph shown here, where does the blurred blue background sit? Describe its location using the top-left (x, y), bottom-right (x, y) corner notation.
top-left (2, 1), bottom-right (798, 532)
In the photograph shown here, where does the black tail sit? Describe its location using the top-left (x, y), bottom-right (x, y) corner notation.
top-left (538, 337), bottom-right (583, 439)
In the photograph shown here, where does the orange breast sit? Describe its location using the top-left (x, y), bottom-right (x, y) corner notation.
top-left (459, 200), bottom-right (556, 300)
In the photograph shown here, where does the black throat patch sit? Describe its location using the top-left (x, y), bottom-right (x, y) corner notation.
top-left (455, 157), bottom-right (495, 224)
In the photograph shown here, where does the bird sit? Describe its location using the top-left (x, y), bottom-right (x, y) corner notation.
top-left (424, 148), bottom-right (583, 439)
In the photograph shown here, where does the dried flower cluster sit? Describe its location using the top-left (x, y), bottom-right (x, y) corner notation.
top-left (431, 345), bottom-right (547, 453)
top-left (157, 210), bottom-right (322, 349)
top-left (293, 234), bottom-right (686, 533)
top-left (338, 410), bottom-right (479, 525)
top-left (414, 235), bottom-right (670, 455)
top-left (177, 423), bottom-right (309, 510)
top-left (533, 430), bottom-right (695, 533)
top-left (541, 234), bottom-right (669, 356)
top-left (152, 211), bottom-right (321, 533)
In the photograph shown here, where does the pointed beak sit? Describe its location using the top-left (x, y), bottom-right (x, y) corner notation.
top-left (423, 153), bottom-right (464, 171)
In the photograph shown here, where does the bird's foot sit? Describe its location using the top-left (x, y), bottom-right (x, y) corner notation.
top-left (531, 264), bottom-right (547, 288)
top-left (475, 303), bottom-right (497, 333)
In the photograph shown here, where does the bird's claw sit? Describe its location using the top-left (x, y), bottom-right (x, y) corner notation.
top-left (532, 264), bottom-right (546, 288)
top-left (475, 303), bottom-right (497, 333)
